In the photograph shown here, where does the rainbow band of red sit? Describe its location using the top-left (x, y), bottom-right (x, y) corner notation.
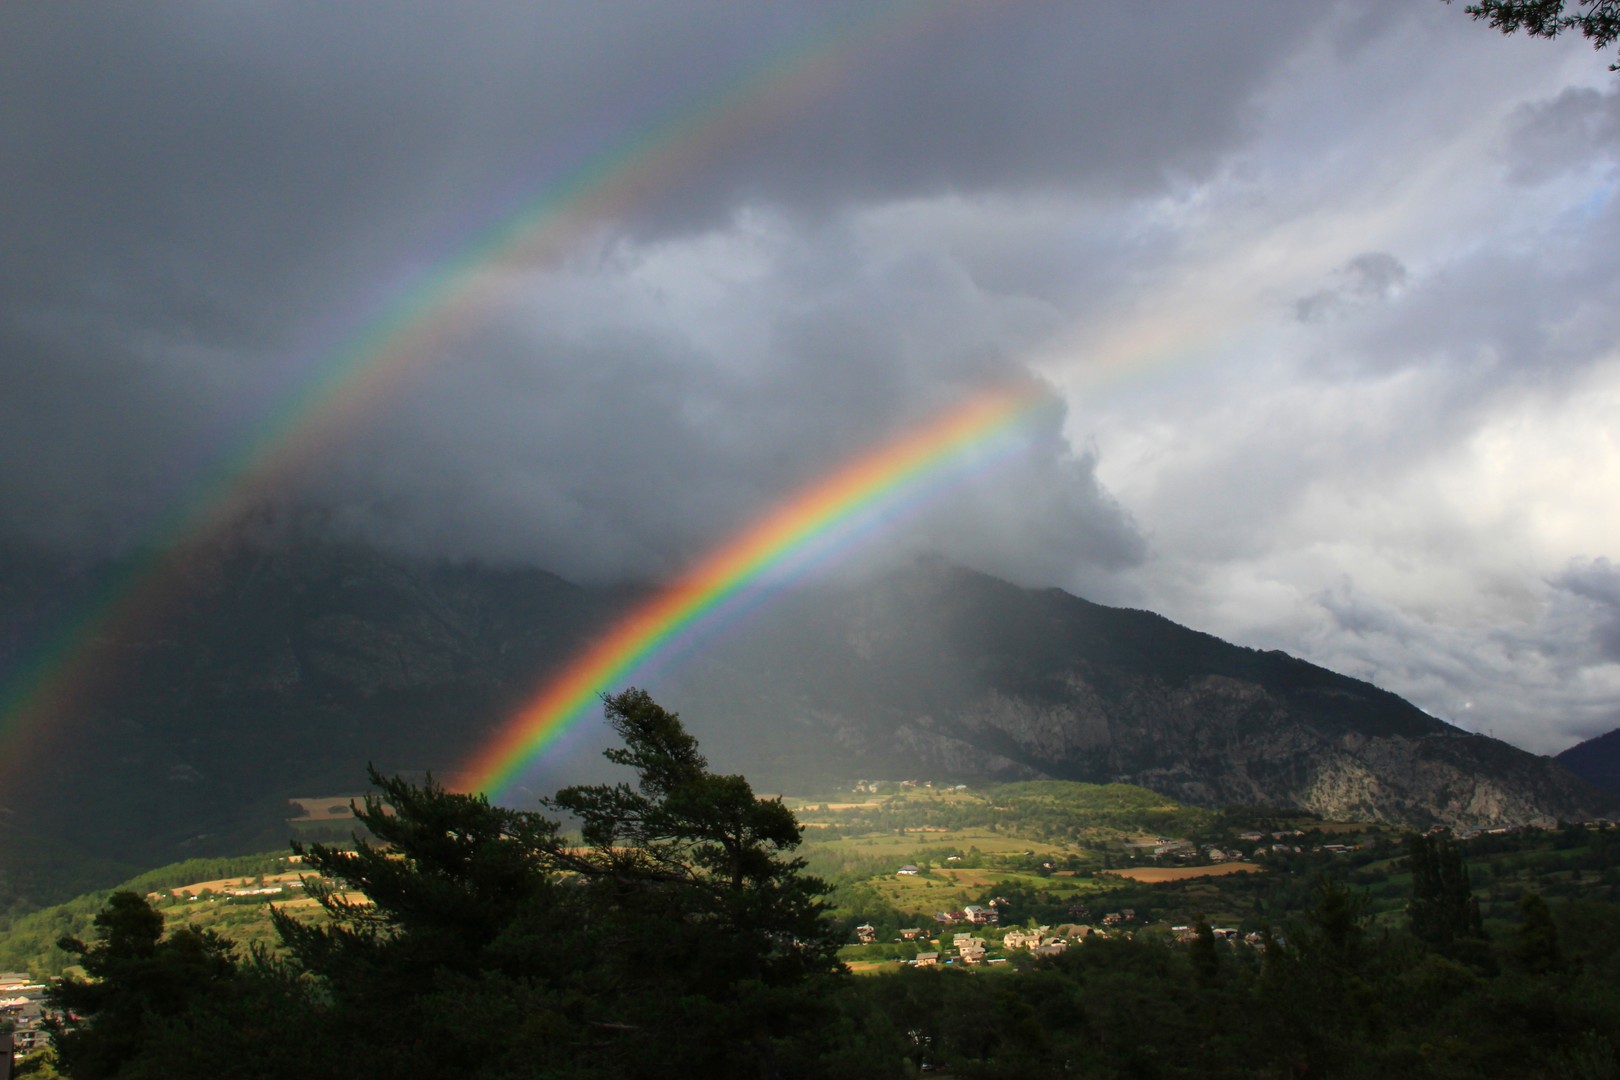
top-left (456, 385), bottom-right (1053, 797)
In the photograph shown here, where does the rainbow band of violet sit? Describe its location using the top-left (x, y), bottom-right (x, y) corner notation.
top-left (457, 384), bottom-right (1056, 799)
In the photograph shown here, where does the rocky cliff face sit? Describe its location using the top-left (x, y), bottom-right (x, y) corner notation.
top-left (672, 564), bottom-right (1611, 827)
top-left (934, 677), bottom-right (1594, 826)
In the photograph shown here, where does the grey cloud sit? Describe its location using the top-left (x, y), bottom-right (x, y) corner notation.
top-left (1303, 576), bottom-right (1618, 754)
top-left (1315, 580), bottom-right (1417, 644)
top-left (1346, 253), bottom-right (1408, 297)
top-left (1294, 252), bottom-right (1407, 322)
top-left (1555, 557), bottom-right (1620, 607)
top-left (1306, 193), bottom-right (1620, 396)
top-left (1548, 558), bottom-right (1620, 663)
top-left (715, 4), bottom-right (1327, 218)
top-left (0, 1), bottom-right (1329, 571)
top-left (2, 1), bottom-right (1330, 296)
top-left (1502, 83), bottom-right (1620, 185)
top-left (1293, 291), bottom-right (1334, 323)
top-left (296, 224), bottom-right (1145, 586)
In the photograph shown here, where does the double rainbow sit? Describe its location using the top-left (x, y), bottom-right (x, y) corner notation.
top-left (456, 384), bottom-right (1055, 798)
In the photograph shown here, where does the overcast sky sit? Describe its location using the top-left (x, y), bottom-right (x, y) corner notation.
top-left (3, 2), bottom-right (1617, 754)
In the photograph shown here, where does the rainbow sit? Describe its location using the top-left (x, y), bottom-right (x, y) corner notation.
top-left (456, 384), bottom-right (1056, 799)
top-left (0, 1), bottom-right (978, 778)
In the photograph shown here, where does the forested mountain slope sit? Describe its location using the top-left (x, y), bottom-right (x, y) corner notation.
top-left (0, 538), bottom-right (1607, 897)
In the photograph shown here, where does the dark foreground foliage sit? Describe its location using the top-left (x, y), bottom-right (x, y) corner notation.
top-left (1454, 0), bottom-right (1620, 70)
top-left (28, 693), bottom-right (1620, 1078)
top-left (37, 691), bottom-right (841, 1079)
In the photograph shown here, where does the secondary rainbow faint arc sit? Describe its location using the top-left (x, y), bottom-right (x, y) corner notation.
top-left (457, 385), bottom-right (1053, 799)
top-left (0, 0), bottom-right (974, 770)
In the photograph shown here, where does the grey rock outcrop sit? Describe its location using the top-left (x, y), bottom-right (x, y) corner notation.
top-left (679, 564), bottom-right (1610, 827)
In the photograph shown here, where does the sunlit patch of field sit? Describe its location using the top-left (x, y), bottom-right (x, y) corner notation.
top-left (268, 896), bottom-right (323, 910)
top-left (805, 829), bottom-right (1073, 859)
top-left (928, 867), bottom-right (1002, 888)
top-left (864, 866), bottom-right (1103, 916)
top-left (1100, 863), bottom-right (1262, 882)
top-left (164, 871), bottom-right (307, 897)
top-left (788, 787), bottom-right (990, 810)
top-left (268, 891), bottom-right (371, 908)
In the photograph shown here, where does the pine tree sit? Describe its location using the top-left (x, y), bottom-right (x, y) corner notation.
top-left (1454, 0), bottom-right (1620, 71)
top-left (1510, 891), bottom-right (1562, 974)
top-left (45, 893), bottom-right (237, 1079)
top-left (1406, 831), bottom-right (1485, 952)
top-left (544, 689), bottom-right (842, 1076)
top-left (262, 688), bottom-right (841, 1078)
top-left (1188, 916), bottom-right (1220, 989)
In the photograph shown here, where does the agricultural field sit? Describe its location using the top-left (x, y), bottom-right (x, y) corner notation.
top-left (792, 781), bottom-right (1256, 931)
top-left (1102, 862), bottom-right (1263, 883)
top-left (787, 780), bottom-right (1445, 947)
top-left (857, 865), bottom-right (1101, 917)
top-left (161, 870), bottom-right (307, 898)
top-left (813, 790), bottom-right (1620, 992)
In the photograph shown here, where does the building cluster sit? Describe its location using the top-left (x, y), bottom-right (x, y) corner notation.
top-left (848, 902), bottom-right (1300, 970)
top-left (1169, 926), bottom-right (1278, 950)
top-left (855, 918), bottom-right (1139, 967)
top-left (930, 902), bottom-right (1000, 926)
top-left (1124, 831), bottom-right (1375, 863)
top-left (1, 972), bottom-right (51, 1061)
top-left (850, 779), bottom-right (972, 795)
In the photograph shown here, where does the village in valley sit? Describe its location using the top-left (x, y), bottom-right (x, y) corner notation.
top-left (5, 774), bottom-right (1620, 1075)
top-left (2, 970), bottom-right (48, 1062)
top-left (763, 777), bottom-right (1616, 978)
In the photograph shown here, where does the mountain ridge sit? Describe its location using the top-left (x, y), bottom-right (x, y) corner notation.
top-left (0, 537), bottom-right (1609, 880)
top-left (1555, 725), bottom-right (1620, 796)
top-left (665, 563), bottom-right (1607, 827)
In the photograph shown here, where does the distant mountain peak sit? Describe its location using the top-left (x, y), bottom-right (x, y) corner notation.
top-left (1555, 725), bottom-right (1620, 796)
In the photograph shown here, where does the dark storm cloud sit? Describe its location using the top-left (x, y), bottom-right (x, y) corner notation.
top-left (2, 0), bottom-right (1325, 298)
top-left (1549, 559), bottom-right (1620, 664)
top-left (305, 225), bottom-right (1144, 585)
top-left (0, 1), bottom-right (1324, 572)
top-left (701, 4), bottom-right (1328, 218)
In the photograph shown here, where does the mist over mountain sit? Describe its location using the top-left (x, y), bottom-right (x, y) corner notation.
top-left (1, 534), bottom-right (1607, 880)
top-left (666, 562), bottom-right (1610, 826)
top-left (0, 533), bottom-right (616, 867)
